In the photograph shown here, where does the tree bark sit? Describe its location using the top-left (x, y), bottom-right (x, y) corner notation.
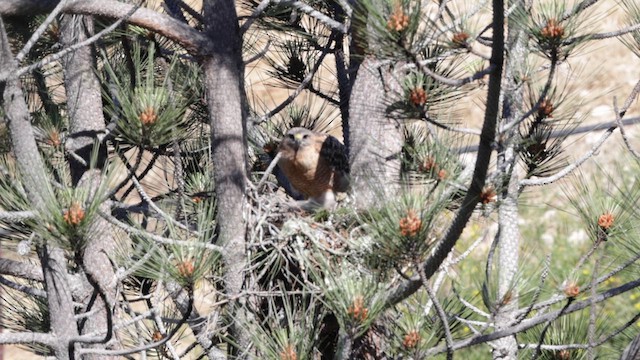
top-left (385, 0), bottom-right (504, 308)
top-left (2, 16), bottom-right (79, 358)
top-left (40, 246), bottom-right (79, 360)
top-left (348, 57), bottom-right (402, 208)
top-left (0, 17), bottom-right (51, 208)
top-left (0, 0), bottom-right (211, 56)
top-left (59, 14), bottom-right (119, 357)
top-left (60, 14), bottom-right (106, 183)
top-left (491, 0), bottom-right (529, 357)
top-left (202, 0), bottom-right (251, 356)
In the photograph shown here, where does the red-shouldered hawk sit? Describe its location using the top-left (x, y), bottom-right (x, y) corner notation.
top-left (277, 127), bottom-right (349, 209)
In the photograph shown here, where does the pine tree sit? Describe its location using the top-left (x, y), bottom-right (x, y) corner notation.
top-left (0, 0), bottom-right (640, 359)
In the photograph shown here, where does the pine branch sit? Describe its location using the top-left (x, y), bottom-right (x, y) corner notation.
top-left (77, 292), bottom-right (193, 356)
top-left (562, 23), bottom-right (640, 46)
top-left (99, 210), bottom-right (224, 253)
top-left (0, 275), bottom-right (47, 298)
top-left (3, 1), bottom-right (142, 81)
top-left (15, 0), bottom-right (67, 62)
top-left (418, 264), bottom-right (453, 360)
top-left (250, 33), bottom-right (336, 124)
top-left (0, 210), bottom-right (36, 221)
top-left (0, 258), bottom-right (43, 282)
top-left (271, 0), bottom-right (347, 33)
top-left (0, 0), bottom-right (212, 56)
top-left (518, 125), bottom-right (616, 187)
top-left (239, 0), bottom-right (271, 33)
top-left (0, 331), bottom-right (55, 346)
top-left (385, 0), bottom-right (504, 307)
top-left (615, 80), bottom-right (640, 160)
top-left (424, 276), bottom-right (640, 355)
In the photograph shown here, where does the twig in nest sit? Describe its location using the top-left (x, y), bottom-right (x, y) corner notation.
top-left (257, 152), bottom-right (282, 190)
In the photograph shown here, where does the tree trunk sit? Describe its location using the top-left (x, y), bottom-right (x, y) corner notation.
top-left (60, 14), bottom-right (107, 184)
top-left (1, 16), bottom-right (79, 359)
top-left (59, 15), bottom-right (120, 357)
top-left (491, 0), bottom-right (528, 357)
top-left (202, 0), bottom-right (251, 356)
top-left (0, 17), bottom-right (50, 208)
top-left (348, 57), bottom-right (402, 208)
top-left (492, 173), bottom-right (520, 360)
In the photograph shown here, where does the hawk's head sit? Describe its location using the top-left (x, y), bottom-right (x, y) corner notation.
top-left (281, 127), bottom-right (314, 151)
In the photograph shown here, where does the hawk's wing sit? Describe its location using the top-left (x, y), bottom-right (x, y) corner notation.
top-left (319, 135), bottom-right (349, 173)
top-left (319, 134), bottom-right (350, 192)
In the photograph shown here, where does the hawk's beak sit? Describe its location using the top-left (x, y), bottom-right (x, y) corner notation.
top-left (291, 133), bottom-right (304, 148)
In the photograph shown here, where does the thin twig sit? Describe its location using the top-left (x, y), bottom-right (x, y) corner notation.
top-left (563, 23), bottom-right (640, 46)
top-left (587, 244), bottom-right (605, 359)
top-left (422, 114), bottom-right (482, 135)
top-left (244, 39), bottom-right (271, 65)
top-left (501, 54), bottom-right (558, 134)
top-left (418, 264), bottom-right (454, 360)
top-left (129, 174), bottom-right (193, 233)
top-left (615, 80), bottom-right (640, 160)
top-left (239, 0), bottom-right (271, 34)
top-left (562, 0), bottom-right (601, 20)
top-left (425, 276), bottom-right (640, 355)
top-left (521, 308), bottom-right (640, 350)
top-left (0, 210), bottom-right (36, 222)
top-left (0, 276), bottom-right (47, 297)
top-left (15, 0), bottom-right (67, 62)
top-left (78, 290), bottom-right (194, 356)
top-left (531, 301), bottom-right (574, 360)
top-left (454, 116), bottom-right (640, 154)
top-left (419, 63), bottom-right (495, 87)
top-left (512, 255), bottom-right (550, 325)
top-left (99, 210), bottom-right (224, 254)
top-left (514, 250), bottom-right (640, 319)
top-left (569, 237), bottom-right (602, 280)
top-left (150, 281), bottom-right (181, 359)
top-left (519, 125), bottom-right (616, 188)
top-left (250, 33), bottom-right (335, 124)
top-left (257, 152), bottom-right (282, 189)
top-left (271, 0), bottom-right (348, 33)
top-left (2, 2), bottom-right (142, 81)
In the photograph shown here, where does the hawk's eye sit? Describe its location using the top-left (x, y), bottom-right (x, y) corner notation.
top-left (303, 134), bottom-right (309, 139)
top-left (287, 134), bottom-right (295, 140)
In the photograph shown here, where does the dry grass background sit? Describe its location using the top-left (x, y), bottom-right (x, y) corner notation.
top-left (3, 1), bottom-right (640, 358)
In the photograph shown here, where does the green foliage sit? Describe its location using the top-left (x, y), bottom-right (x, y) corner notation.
top-left (355, 0), bottom-right (423, 60)
top-left (250, 294), bottom-right (324, 359)
top-left (0, 285), bottom-right (51, 356)
top-left (0, 156), bottom-right (30, 213)
top-left (357, 189), bottom-right (451, 273)
top-left (318, 267), bottom-right (386, 338)
top-left (519, 311), bottom-right (590, 360)
top-left (388, 292), bottom-right (470, 358)
top-left (1, 0), bottom-right (640, 358)
top-left (118, 199), bottom-right (220, 288)
top-left (400, 125), bottom-right (463, 181)
top-left (267, 39), bottom-right (319, 88)
top-left (564, 168), bottom-right (639, 249)
top-left (39, 185), bottom-right (105, 250)
top-left (519, 0), bottom-right (590, 60)
top-left (101, 42), bottom-right (197, 148)
top-left (387, 65), bottom-right (465, 121)
top-left (518, 83), bottom-right (582, 178)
